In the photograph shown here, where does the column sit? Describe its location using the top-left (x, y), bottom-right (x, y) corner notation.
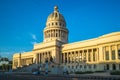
top-left (74, 52), bottom-right (76, 64)
top-left (109, 46), bottom-right (112, 61)
top-left (86, 50), bottom-right (88, 62)
top-left (91, 49), bottom-right (93, 62)
top-left (82, 51), bottom-right (84, 62)
top-left (63, 53), bottom-right (65, 63)
top-left (39, 53), bottom-right (41, 63)
top-left (12, 59), bottom-right (15, 69)
top-left (36, 54), bottom-right (38, 64)
top-left (67, 52), bottom-right (69, 64)
top-left (95, 49), bottom-right (97, 62)
top-left (53, 30), bottom-right (55, 37)
top-left (37, 54), bottom-right (39, 63)
top-left (60, 30), bottom-right (61, 37)
top-left (103, 47), bottom-right (106, 61)
top-left (115, 45), bottom-right (118, 60)
top-left (78, 51), bottom-right (80, 63)
top-left (97, 48), bottom-right (99, 62)
top-left (42, 53), bottom-right (44, 63)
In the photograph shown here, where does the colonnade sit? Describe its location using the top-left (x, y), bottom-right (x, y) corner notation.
top-left (103, 44), bottom-right (120, 61)
top-left (36, 51), bottom-right (51, 64)
top-left (21, 58), bottom-right (33, 66)
top-left (44, 29), bottom-right (67, 39)
top-left (62, 48), bottom-right (98, 64)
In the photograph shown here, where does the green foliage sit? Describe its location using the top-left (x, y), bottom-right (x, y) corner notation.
top-left (0, 57), bottom-right (9, 61)
top-left (9, 61), bottom-right (12, 64)
top-left (0, 64), bottom-right (12, 71)
top-left (95, 71), bottom-right (105, 73)
top-left (110, 71), bottom-right (120, 75)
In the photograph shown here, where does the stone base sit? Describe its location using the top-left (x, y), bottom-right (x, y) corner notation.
top-left (50, 66), bottom-right (63, 74)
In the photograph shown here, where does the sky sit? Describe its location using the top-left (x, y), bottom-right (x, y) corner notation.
top-left (0, 0), bottom-right (120, 59)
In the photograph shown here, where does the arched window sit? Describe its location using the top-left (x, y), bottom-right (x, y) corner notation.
top-left (49, 23), bottom-right (50, 26)
top-left (59, 23), bottom-right (61, 26)
top-left (52, 23), bottom-right (54, 26)
top-left (56, 22), bottom-right (57, 25)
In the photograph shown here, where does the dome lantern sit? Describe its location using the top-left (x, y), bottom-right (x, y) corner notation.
top-left (54, 6), bottom-right (58, 12)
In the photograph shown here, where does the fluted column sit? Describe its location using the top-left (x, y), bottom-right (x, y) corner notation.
top-left (36, 54), bottom-right (38, 64)
top-left (115, 45), bottom-right (118, 60)
top-left (109, 46), bottom-right (112, 60)
top-left (70, 52), bottom-right (72, 63)
top-left (60, 30), bottom-right (61, 37)
top-left (91, 49), bottom-right (93, 62)
top-left (39, 53), bottom-right (41, 63)
top-left (86, 50), bottom-right (88, 62)
top-left (63, 53), bottom-right (65, 63)
top-left (103, 47), bottom-right (106, 61)
top-left (97, 48), bottom-right (99, 62)
top-left (42, 53), bottom-right (44, 63)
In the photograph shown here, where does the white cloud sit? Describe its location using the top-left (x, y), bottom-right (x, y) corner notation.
top-left (30, 33), bottom-right (37, 40)
top-left (31, 41), bottom-right (37, 45)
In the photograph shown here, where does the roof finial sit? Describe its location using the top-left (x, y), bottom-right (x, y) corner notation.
top-left (54, 6), bottom-right (58, 12)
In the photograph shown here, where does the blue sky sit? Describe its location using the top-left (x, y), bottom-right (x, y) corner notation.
top-left (0, 0), bottom-right (120, 59)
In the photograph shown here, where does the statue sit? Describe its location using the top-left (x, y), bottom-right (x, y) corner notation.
top-left (45, 57), bottom-right (49, 75)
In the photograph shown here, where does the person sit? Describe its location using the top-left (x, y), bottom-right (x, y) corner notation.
top-left (63, 66), bottom-right (68, 75)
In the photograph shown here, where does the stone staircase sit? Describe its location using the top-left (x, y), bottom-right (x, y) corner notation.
top-left (13, 62), bottom-right (63, 74)
top-left (13, 63), bottom-right (39, 72)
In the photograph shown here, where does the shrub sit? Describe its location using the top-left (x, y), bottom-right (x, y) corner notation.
top-left (110, 71), bottom-right (120, 75)
top-left (75, 71), bottom-right (94, 74)
top-left (95, 71), bottom-right (105, 73)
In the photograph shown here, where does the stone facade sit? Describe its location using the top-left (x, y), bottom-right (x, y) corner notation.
top-left (12, 6), bottom-right (120, 72)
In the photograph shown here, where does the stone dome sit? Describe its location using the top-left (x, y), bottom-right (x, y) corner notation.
top-left (44, 6), bottom-right (68, 43)
top-left (46, 6), bottom-right (66, 26)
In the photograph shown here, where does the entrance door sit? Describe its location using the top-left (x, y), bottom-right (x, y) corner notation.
top-left (106, 64), bottom-right (109, 70)
top-left (112, 64), bottom-right (116, 70)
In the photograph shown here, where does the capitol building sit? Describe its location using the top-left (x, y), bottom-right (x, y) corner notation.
top-left (13, 6), bottom-right (120, 72)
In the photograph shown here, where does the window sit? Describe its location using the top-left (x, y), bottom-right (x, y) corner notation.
top-left (59, 23), bottom-right (61, 26)
top-left (52, 23), bottom-right (54, 26)
top-left (68, 66), bottom-right (70, 68)
top-left (118, 50), bottom-right (120, 59)
top-left (105, 51), bottom-right (109, 60)
top-left (56, 22), bottom-right (57, 25)
top-left (118, 45), bottom-right (120, 59)
top-left (80, 65), bottom-right (82, 68)
top-left (72, 66), bottom-right (74, 69)
top-left (119, 64), bottom-right (120, 70)
top-left (89, 65), bottom-right (91, 69)
top-left (106, 64), bottom-right (109, 70)
top-left (76, 65), bottom-right (77, 69)
top-left (56, 33), bottom-right (58, 37)
top-left (112, 64), bottom-right (116, 70)
top-left (112, 50), bottom-right (115, 60)
top-left (72, 52), bottom-right (74, 63)
top-left (94, 64), bottom-right (96, 69)
top-left (68, 57), bottom-right (70, 63)
top-left (65, 53), bottom-right (67, 63)
top-left (93, 52), bottom-right (95, 61)
top-left (88, 52), bottom-right (91, 62)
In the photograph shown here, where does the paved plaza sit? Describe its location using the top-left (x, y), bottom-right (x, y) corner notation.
top-left (0, 72), bottom-right (120, 80)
